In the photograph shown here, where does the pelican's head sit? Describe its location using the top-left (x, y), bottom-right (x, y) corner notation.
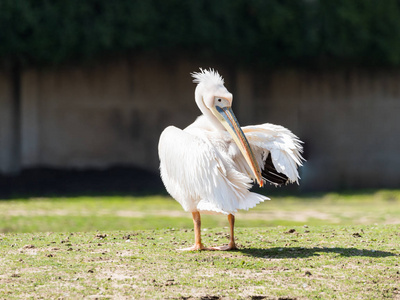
top-left (191, 68), bottom-right (263, 187)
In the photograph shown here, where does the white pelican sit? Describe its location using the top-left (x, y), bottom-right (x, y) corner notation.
top-left (158, 69), bottom-right (304, 251)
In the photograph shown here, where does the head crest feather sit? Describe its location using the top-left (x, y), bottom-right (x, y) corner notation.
top-left (191, 68), bottom-right (224, 86)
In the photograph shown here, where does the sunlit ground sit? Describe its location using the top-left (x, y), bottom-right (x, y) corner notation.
top-left (0, 190), bottom-right (399, 233)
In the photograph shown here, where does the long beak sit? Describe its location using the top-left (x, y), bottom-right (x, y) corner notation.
top-left (212, 106), bottom-right (264, 187)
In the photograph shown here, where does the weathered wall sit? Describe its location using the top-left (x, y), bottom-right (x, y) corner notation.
top-left (0, 70), bottom-right (19, 174)
top-left (18, 58), bottom-right (206, 172)
top-left (247, 70), bottom-right (400, 190)
top-left (1, 57), bottom-right (399, 191)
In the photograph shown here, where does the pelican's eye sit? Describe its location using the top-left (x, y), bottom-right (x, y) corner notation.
top-left (214, 97), bottom-right (230, 108)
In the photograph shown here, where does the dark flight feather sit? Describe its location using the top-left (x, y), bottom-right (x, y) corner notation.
top-left (261, 153), bottom-right (289, 186)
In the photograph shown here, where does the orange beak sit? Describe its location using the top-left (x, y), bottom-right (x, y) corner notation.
top-left (212, 106), bottom-right (263, 187)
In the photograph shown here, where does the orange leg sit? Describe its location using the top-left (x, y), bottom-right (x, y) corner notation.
top-left (178, 212), bottom-right (237, 251)
top-left (178, 212), bottom-right (214, 251)
top-left (212, 214), bottom-right (237, 251)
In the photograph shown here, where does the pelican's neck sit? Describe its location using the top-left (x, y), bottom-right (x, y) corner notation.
top-left (195, 89), bottom-right (225, 131)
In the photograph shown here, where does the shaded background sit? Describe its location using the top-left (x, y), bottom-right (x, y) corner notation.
top-left (1, 0), bottom-right (400, 196)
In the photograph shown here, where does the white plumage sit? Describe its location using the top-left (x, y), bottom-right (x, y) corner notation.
top-left (158, 68), bottom-right (304, 251)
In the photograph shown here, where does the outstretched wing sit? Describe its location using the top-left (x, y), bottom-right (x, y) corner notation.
top-left (240, 124), bottom-right (304, 186)
top-left (158, 126), bottom-right (266, 214)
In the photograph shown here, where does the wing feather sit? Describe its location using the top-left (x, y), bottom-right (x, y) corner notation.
top-left (159, 126), bottom-right (266, 214)
top-left (242, 124), bottom-right (304, 186)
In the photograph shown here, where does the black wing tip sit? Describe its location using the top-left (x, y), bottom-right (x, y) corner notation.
top-left (261, 153), bottom-right (289, 186)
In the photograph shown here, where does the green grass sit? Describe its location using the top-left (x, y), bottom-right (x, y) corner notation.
top-left (0, 226), bottom-right (399, 299)
top-left (0, 190), bottom-right (399, 299)
top-left (0, 190), bottom-right (399, 233)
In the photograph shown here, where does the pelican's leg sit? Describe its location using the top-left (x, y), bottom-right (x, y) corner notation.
top-left (178, 212), bottom-right (214, 251)
top-left (212, 214), bottom-right (237, 251)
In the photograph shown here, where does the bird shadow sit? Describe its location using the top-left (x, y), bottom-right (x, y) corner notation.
top-left (236, 246), bottom-right (397, 259)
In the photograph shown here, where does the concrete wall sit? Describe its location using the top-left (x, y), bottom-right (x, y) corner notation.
top-left (0, 70), bottom-right (20, 174)
top-left (247, 70), bottom-right (400, 190)
top-left (1, 57), bottom-right (400, 191)
top-left (18, 58), bottom-right (204, 172)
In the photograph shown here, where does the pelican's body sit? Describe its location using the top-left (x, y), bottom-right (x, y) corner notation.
top-left (158, 69), bottom-right (303, 251)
